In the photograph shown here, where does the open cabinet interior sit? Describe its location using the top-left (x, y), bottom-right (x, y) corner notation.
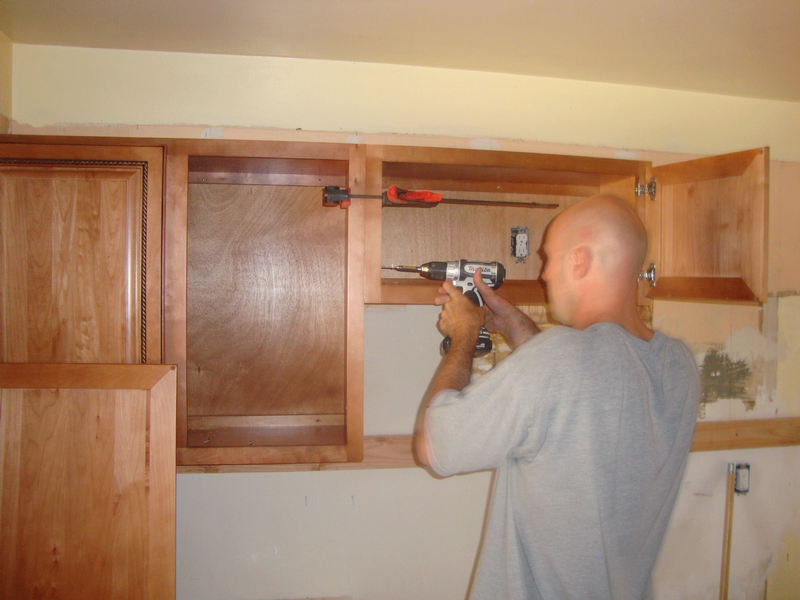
top-left (648, 147), bottom-right (769, 303)
top-left (186, 181), bottom-right (347, 445)
top-left (367, 146), bottom-right (648, 305)
top-left (170, 146), bottom-right (365, 466)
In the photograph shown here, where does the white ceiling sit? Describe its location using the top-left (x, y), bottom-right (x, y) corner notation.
top-left (2, 0), bottom-right (799, 102)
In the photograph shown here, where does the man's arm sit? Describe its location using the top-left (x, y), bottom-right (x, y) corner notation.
top-left (415, 280), bottom-right (483, 467)
top-left (473, 269), bottom-right (540, 349)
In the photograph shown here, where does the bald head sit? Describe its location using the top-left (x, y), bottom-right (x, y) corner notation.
top-left (541, 195), bottom-right (650, 333)
top-left (550, 194), bottom-right (647, 281)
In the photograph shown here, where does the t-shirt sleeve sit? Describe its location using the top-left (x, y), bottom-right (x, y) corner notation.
top-left (424, 330), bottom-right (562, 476)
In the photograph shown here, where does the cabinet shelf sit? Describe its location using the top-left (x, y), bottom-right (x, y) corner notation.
top-left (378, 277), bottom-right (547, 305)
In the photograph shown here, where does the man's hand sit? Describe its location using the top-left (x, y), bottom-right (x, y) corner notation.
top-left (472, 268), bottom-right (540, 349)
top-left (434, 280), bottom-right (486, 344)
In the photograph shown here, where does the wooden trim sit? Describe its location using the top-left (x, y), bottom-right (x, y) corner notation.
top-left (186, 415), bottom-right (346, 448)
top-left (373, 144), bottom-right (649, 175)
top-left (0, 363), bottom-right (175, 390)
top-left (691, 417), bottom-right (800, 452)
top-left (346, 144), bottom-right (367, 462)
top-left (646, 277), bottom-right (759, 304)
top-left (177, 445), bottom-right (349, 466)
top-left (651, 148), bottom-right (766, 186)
top-left (363, 145), bottom-right (384, 304)
top-left (188, 415), bottom-right (345, 429)
top-left (163, 153), bottom-right (190, 449)
top-left (378, 279), bottom-right (547, 305)
top-left (177, 417), bottom-right (800, 472)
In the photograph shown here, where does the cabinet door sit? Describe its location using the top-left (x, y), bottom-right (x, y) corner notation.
top-left (165, 141), bottom-right (365, 467)
top-left (0, 143), bottom-right (164, 363)
top-left (0, 363), bottom-right (176, 600)
top-left (646, 148), bottom-right (768, 303)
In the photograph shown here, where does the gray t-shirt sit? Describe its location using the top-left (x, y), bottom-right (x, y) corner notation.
top-left (424, 323), bottom-right (700, 600)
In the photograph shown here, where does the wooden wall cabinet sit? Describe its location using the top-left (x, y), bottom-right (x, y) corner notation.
top-left (0, 141), bottom-right (164, 363)
top-left (0, 364), bottom-right (176, 599)
top-left (0, 137), bottom-right (770, 469)
top-left (163, 140), bottom-right (365, 467)
top-left (364, 145), bottom-right (769, 306)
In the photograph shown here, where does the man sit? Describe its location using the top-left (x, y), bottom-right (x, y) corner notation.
top-left (415, 195), bottom-right (700, 600)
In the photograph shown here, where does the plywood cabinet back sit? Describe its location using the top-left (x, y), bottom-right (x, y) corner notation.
top-left (0, 144), bottom-right (164, 363)
top-left (186, 184), bottom-right (346, 421)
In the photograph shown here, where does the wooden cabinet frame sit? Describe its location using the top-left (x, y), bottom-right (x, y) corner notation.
top-left (0, 136), bottom-right (786, 471)
top-left (163, 140), bottom-right (365, 466)
top-left (363, 144), bottom-right (769, 307)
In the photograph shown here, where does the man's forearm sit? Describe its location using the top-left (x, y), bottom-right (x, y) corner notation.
top-left (414, 333), bottom-right (477, 466)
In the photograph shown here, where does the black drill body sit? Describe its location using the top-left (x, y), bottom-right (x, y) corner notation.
top-left (386, 259), bottom-right (506, 357)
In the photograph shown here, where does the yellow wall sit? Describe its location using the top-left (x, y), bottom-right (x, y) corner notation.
top-left (10, 43), bottom-right (800, 162)
top-left (0, 32), bottom-right (11, 132)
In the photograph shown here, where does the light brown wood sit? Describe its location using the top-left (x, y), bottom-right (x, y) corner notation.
top-left (691, 417), bottom-right (800, 451)
top-left (186, 183), bottom-right (346, 417)
top-left (346, 145), bottom-right (366, 461)
top-left (368, 144), bottom-right (650, 307)
top-left (363, 145), bottom-right (385, 304)
top-left (188, 156), bottom-right (349, 187)
top-left (163, 153), bottom-right (190, 448)
top-left (0, 143), bottom-right (164, 364)
top-left (177, 444), bottom-right (349, 466)
top-left (0, 363), bottom-right (176, 600)
top-left (0, 362), bottom-right (176, 390)
top-left (160, 139), bottom-right (366, 465)
top-left (652, 148), bottom-right (768, 303)
top-left (719, 464), bottom-right (735, 600)
top-left (646, 277), bottom-right (759, 303)
top-left (379, 278), bottom-right (548, 305)
top-left (177, 417), bottom-right (800, 472)
top-left (186, 415), bottom-right (346, 447)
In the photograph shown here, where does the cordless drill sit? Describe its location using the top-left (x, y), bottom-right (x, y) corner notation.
top-left (382, 259), bottom-right (506, 357)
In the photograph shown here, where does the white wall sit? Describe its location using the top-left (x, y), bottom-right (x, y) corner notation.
top-left (9, 43), bottom-right (800, 600)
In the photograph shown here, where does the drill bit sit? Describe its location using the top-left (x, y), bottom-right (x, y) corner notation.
top-left (381, 265), bottom-right (421, 273)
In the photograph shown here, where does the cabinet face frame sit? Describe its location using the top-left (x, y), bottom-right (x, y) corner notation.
top-left (0, 141), bottom-right (164, 363)
top-left (163, 140), bottom-right (365, 466)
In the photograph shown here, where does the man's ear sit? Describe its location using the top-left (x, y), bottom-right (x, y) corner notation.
top-left (570, 246), bottom-right (591, 280)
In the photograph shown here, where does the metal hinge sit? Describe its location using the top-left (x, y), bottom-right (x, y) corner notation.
top-left (635, 177), bottom-right (657, 200)
top-left (638, 263), bottom-right (656, 287)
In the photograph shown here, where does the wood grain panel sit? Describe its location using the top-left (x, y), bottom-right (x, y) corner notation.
top-left (186, 184), bottom-right (347, 417)
top-left (1, 166), bottom-right (142, 363)
top-left (381, 192), bottom-right (580, 282)
top-left (651, 147), bottom-right (768, 303)
top-left (0, 143), bottom-right (164, 364)
top-left (0, 364), bottom-right (176, 600)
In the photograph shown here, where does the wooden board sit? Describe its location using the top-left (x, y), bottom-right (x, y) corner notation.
top-left (653, 148), bottom-right (768, 303)
top-left (0, 363), bottom-right (176, 599)
top-left (380, 192), bottom-right (581, 282)
top-left (186, 184), bottom-right (347, 418)
top-left (178, 417), bottom-right (800, 472)
top-left (0, 144), bottom-right (164, 364)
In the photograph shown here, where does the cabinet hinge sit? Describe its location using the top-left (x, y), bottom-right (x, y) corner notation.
top-left (635, 177), bottom-right (657, 200)
top-left (638, 263), bottom-right (656, 287)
